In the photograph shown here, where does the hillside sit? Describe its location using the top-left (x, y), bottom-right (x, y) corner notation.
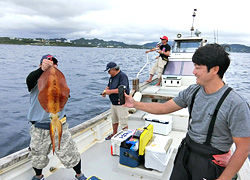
top-left (71, 38), bottom-right (143, 49)
top-left (0, 37), bottom-right (250, 52)
top-left (229, 44), bottom-right (250, 53)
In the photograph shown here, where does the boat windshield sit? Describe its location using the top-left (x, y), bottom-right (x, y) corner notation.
top-left (163, 61), bottom-right (194, 76)
top-left (172, 41), bottom-right (202, 53)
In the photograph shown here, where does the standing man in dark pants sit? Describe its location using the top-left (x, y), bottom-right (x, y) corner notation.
top-left (124, 44), bottom-right (250, 180)
top-left (102, 62), bottom-right (130, 140)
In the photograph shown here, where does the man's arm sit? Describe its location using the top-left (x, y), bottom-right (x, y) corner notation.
top-left (124, 93), bottom-right (182, 114)
top-left (160, 50), bottom-right (170, 56)
top-left (102, 87), bottom-right (118, 97)
top-left (26, 59), bottom-right (54, 92)
top-left (105, 88), bottom-right (118, 95)
top-left (216, 137), bottom-right (250, 180)
top-left (145, 48), bottom-right (157, 53)
top-left (26, 68), bottom-right (43, 92)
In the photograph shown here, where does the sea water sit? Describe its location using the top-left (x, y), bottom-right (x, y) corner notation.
top-left (0, 44), bottom-right (249, 158)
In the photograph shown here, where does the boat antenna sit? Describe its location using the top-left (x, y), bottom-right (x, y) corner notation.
top-left (191, 9), bottom-right (197, 36)
top-left (214, 29), bottom-right (216, 43)
top-left (217, 28), bottom-right (219, 43)
top-left (214, 28), bottom-right (219, 43)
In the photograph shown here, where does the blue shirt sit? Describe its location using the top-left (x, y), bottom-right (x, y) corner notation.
top-left (108, 71), bottom-right (129, 105)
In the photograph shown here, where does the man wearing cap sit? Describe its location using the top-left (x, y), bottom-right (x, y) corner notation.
top-left (26, 54), bottom-right (87, 180)
top-left (102, 62), bottom-right (130, 140)
top-left (145, 36), bottom-right (171, 86)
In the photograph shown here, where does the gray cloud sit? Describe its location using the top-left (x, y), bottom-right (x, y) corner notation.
top-left (0, 0), bottom-right (250, 46)
top-left (1, 0), bottom-right (111, 18)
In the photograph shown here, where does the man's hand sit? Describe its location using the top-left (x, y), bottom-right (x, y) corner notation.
top-left (101, 87), bottom-right (110, 97)
top-left (158, 50), bottom-right (163, 55)
top-left (105, 89), bottom-right (111, 95)
top-left (101, 90), bottom-right (106, 97)
top-left (123, 93), bottom-right (135, 108)
top-left (41, 59), bottom-right (54, 71)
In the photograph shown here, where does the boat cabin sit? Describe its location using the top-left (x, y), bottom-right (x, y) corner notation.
top-left (161, 35), bottom-right (208, 93)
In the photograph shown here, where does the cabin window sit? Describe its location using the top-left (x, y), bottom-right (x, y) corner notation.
top-left (163, 61), bottom-right (182, 75)
top-left (182, 62), bottom-right (194, 75)
top-left (172, 41), bottom-right (202, 53)
top-left (163, 61), bottom-right (194, 76)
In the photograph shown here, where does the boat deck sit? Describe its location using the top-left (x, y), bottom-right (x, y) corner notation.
top-left (45, 110), bottom-right (186, 180)
top-left (2, 82), bottom-right (249, 180)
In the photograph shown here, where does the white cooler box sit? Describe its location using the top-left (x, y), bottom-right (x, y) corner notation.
top-left (145, 134), bottom-right (173, 172)
top-left (111, 129), bottom-right (135, 156)
top-left (144, 113), bottom-right (172, 135)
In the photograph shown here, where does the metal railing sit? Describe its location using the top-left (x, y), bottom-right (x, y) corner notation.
top-left (136, 54), bottom-right (152, 79)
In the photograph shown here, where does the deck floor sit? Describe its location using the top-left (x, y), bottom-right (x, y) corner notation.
top-left (141, 81), bottom-right (188, 97)
top-left (45, 110), bottom-right (186, 180)
top-left (45, 83), bottom-right (189, 180)
top-left (46, 139), bottom-right (148, 180)
top-left (46, 131), bottom-right (186, 180)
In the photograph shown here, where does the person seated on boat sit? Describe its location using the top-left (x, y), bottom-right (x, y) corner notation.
top-left (123, 44), bottom-right (250, 180)
top-left (145, 35), bottom-right (171, 86)
top-left (102, 62), bottom-right (130, 140)
top-left (26, 54), bottom-right (87, 180)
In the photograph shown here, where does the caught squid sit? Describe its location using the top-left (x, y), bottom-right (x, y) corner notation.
top-left (38, 66), bottom-right (70, 154)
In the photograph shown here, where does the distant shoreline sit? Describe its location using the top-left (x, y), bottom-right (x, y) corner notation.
top-left (0, 37), bottom-right (147, 49)
top-left (1, 37), bottom-right (250, 52)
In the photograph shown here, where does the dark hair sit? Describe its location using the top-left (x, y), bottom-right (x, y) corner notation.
top-left (50, 57), bottom-right (58, 65)
top-left (192, 43), bottom-right (230, 79)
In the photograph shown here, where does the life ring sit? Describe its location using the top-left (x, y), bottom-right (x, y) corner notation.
top-left (177, 33), bottom-right (182, 38)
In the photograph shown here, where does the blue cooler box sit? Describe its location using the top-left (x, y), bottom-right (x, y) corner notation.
top-left (119, 137), bottom-right (143, 167)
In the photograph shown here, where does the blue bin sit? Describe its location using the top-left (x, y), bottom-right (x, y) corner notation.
top-left (119, 140), bottom-right (143, 167)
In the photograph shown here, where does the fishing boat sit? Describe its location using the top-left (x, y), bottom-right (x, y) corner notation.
top-left (1, 10), bottom-right (249, 180)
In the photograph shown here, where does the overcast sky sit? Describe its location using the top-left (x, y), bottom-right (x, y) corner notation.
top-left (0, 0), bottom-right (249, 46)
